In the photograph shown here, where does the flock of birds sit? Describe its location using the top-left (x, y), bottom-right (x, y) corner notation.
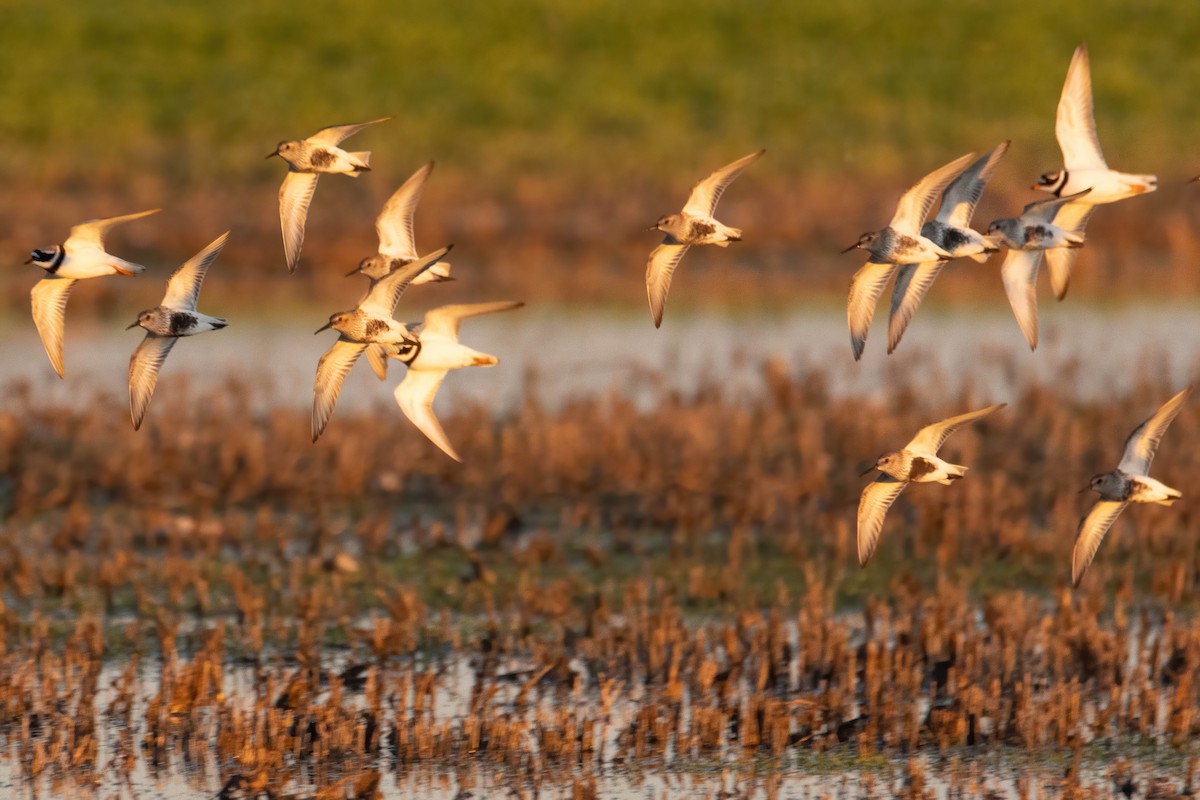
top-left (19, 44), bottom-right (1189, 584)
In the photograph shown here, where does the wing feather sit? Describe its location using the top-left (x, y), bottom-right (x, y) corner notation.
top-left (279, 172), bottom-right (319, 273)
top-left (889, 152), bottom-right (976, 235)
top-left (1118, 387), bottom-right (1191, 475)
top-left (682, 149), bottom-right (764, 218)
top-left (1071, 500), bottom-right (1128, 587)
top-left (394, 369), bottom-right (460, 461)
top-left (1056, 44), bottom-right (1107, 171)
top-left (422, 301), bottom-right (524, 341)
top-left (906, 404), bottom-right (1006, 455)
top-left (312, 339), bottom-right (367, 442)
top-left (306, 117), bottom-right (391, 147)
top-left (847, 261), bottom-right (897, 360)
top-left (64, 209), bottom-right (160, 251)
top-left (938, 142), bottom-right (1010, 229)
top-left (857, 476), bottom-right (908, 567)
top-left (162, 232), bottom-right (229, 310)
top-left (128, 335), bottom-right (178, 431)
top-left (377, 162), bottom-right (433, 260)
top-left (646, 242), bottom-right (690, 328)
top-left (887, 260), bottom-right (945, 355)
top-left (30, 278), bottom-right (78, 378)
top-left (1000, 249), bottom-right (1043, 350)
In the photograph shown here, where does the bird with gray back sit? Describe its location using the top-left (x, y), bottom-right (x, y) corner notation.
top-left (887, 142), bottom-right (1009, 354)
top-left (347, 161), bottom-right (454, 381)
top-left (1072, 387), bottom-right (1190, 587)
top-left (986, 189), bottom-right (1091, 350)
top-left (126, 232), bottom-right (230, 431)
top-left (268, 117), bottom-right (390, 273)
top-left (311, 245), bottom-right (451, 442)
top-left (843, 152), bottom-right (976, 360)
top-left (857, 404), bottom-right (1005, 567)
top-left (645, 149), bottom-right (764, 328)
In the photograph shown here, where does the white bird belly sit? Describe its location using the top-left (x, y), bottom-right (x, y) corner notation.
top-left (1129, 475), bottom-right (1180, 505)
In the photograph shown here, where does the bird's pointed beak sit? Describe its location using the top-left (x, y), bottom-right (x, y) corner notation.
top-left (126, 321), bottom-right (140, 330)
top-left (858, 465), bottom-right (877, 477)
top-left (1077, 484), bottom-right (1091, 494)
top-left (23, 257), bottom-right (33, 265)
top-left (840, 243), bottom-right (860, 254)
top-left (266, 151), bottom-right (280, 160)
top-left (344, 265), bottom-right (361, 277)
top-left (314, 322), bottom-right (332, 335)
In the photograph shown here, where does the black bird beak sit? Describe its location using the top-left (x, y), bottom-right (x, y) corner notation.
top-left (1077, 484), bottom-right (1091, 494)
top-left (314, 322), bottom-right (332, 334)
top-left (840, 243), bottom-right (860, 254)
top-left (345, 265), bottom-right (361, 277)
top-left (23, 256), bottom-right (33, 264)
top-left (266, 151), bottom-right (280, 160)
top-left (858, 465), bottom-right (877, 477)
top-left (644, 224), bottom-right (660, 232)
top-left (126, 321), bottom-right (140, 330)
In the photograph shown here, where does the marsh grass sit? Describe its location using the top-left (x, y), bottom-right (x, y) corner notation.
top-left (0, 359), bottom-right (1198, 795)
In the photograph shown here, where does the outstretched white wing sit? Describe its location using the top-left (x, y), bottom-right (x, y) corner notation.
top-left (1118, 387), bottom-right (1191, 475)
top-left (1056, 44), bottom-right (1107, 171)
top-left (999, 249), bottom-right (1043, 351)
top-left (888, 152), bottom-right (976, 236)
top-left (279, 172), bottom-right (319, 273)
top-left (906, 403), bottom-right (1006, 455)
top-left (162, 232), bottom-right (229, 310)
top-left (682, 149), bottom-right (764, 218)
top-left (645, 242), bottom-right (690, 328)
top-left (394, 368), bottom-right (460, 462)
top-left (887, 260), bottom-right (946, 355)
top-left (377, 161), bottom-right (434, 260)
top-left (847, 261), bottom-right (897, 361)
top-left (938, 142), bottom-right (1010, 229)
top-left (422, 301), bottom-right (525, 341)
top-left (306, 117), bottom-right (391, 146)
top-left (1071, 500), bottom-right (1128, 587)
top-left (857, 476), bottom-right (908, 567)
top-left (312, 338), bottom-right (367, 442)
top-left (31, 278), bottom-right (78, 378)
top-left (64, 209), bottom-right (160, 251)
top-left (128, 334), bottom-right (178, 431)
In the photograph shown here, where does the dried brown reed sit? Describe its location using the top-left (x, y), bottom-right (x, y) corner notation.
top-left (0, 360), bottom-right (1197, 795)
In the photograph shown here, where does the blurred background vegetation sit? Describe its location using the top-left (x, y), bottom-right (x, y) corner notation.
top-left (1, 0), bottom-right (1198, 311)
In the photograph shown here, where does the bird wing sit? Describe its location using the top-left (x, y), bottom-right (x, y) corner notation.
top-left (1042, 201), bottom-right (1094, 300)
top-left (162, 231), bottom-right (229, 310)
top-left (359, 244), bottom-right (453, 317)
top-left (1056, 44), bottom-right (1107, 171)
top-left (311, 338), bottom-right (367, 442)
top-left (306, 117), bottom-right (391, 146)
top-left (394, 368), bottom-right (460, 461)
top-left (279, 171), bottom-right (319, 273)
top-left (887, 260), bottom-right (946, 355)
top-left (65, 209), bottom-right (160, 251)
top-left (888, 152), bottom-right (976, 236)
top-left (645, 242), bottom-right (690, 328)
top-left (1071, 500), bottom-right (1128, 587)
top-left (30, 278), bottom-right (78, 378)
top-left (906, 403), bottom-right (1006, 455)
top-left (938, 142), bottom-right (1010, 229)
top-left (365, 344), bottom-right (391, 381)
top-left (682, 149), bottom-right (764, 217)
top-left (1021, 188), bottom-right (1093, 223)
top-left (847, 261), bottom-right (897, 360)
top-left (1118, 386), bottom-right (1192, 475)
top-left (376, 161), bottom-right (434, 260)
top-left (128, 334), bottom-right (178, 431)
top-left (422, 300), bottom-right (525, 342)
top-left (857, 476), bottom-right (908, 567)
top-left (999, 249), bottom-right (1043, 351)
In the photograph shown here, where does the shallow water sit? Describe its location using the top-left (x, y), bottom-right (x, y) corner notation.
top-left (1, 302), bottom-right (1197, 417)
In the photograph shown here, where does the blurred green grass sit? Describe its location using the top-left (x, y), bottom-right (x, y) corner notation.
top-left (2, 0), bottom-right (1198, 193)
